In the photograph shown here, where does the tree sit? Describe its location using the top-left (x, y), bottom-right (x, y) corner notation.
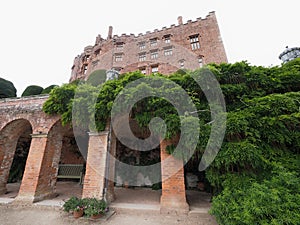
top-left (21, 85), bottom-right (44, 97)
top-left (0, 77), bottom-right (17, 98)
top-left (41, 84), bottom-right (58, 94)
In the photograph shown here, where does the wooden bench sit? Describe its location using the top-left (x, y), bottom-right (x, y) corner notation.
top-left (57, 164), bottom-right (84, 184)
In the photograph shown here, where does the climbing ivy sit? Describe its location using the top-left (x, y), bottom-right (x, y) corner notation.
top-left (43, 59), bottom-right (300, 224)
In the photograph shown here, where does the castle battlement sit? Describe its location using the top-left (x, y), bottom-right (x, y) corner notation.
top-left (99, 12), bottom-right (216, 40)
top-left (70, 11), bottom-right (227, 82)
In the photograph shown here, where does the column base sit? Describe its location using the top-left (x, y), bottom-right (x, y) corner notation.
top-left (14, 191), bottom-right (58, 204)
top-left (0, 186), bottom-right (7, 195)
top-left (160, 195), bottom-right (189, 215)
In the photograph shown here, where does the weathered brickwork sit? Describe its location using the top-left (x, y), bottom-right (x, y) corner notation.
top-left (82, 131), bottom-right (109, 199)
top-left (0, 96), bottom-right (84, 203)
top-left (70, 11), bottom-right (227, 82)
top-left (160, 136), bottom-right (189, 214)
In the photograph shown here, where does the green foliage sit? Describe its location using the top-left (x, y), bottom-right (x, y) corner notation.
top-left (41, 85), bottom-right (58, 94)
top-left (0, 77), bottom-right (17, 98)
top-left (63, 197), bottom-right (108, 216)
top-left (63, 196), bottom-right (82, 212)
top-left (86, 69), bottom-right (107, 86)
top-left (206, 59), bottom-right (300, 224)
top-left (210, 168), bottom-right (300, 225)
top-left (44, 60), bottom-right (300, 224)
top-left (43, 83), bottom-right (77, 125)
top-left (83, 198), bottom-right (107, 216)
top-left (21, 85), bottom-right (43, 97)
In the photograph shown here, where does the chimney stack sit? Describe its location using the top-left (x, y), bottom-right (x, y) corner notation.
top-left (107, 26), bottom-right (113, 39)
top-left (177, 16), bottom-right (183, 25)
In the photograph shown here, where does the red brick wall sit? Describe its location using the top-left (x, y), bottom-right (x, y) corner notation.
top-left (160, 136), bottom-right (189, 214)
top-left (82, 131), bottom-right (109, 199)
top-left (60, 137), bottom-right (85, 164)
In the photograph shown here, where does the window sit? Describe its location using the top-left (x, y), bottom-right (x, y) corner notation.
top-left (164, 47), bottom-right (173, 56)
top-left (150, 38), bottom-right (158, 47)
top-left (151, 66), bottom-right (158, 73)
top-left (140, 67), bottom-right (146, 74)
top-left (139, 53), bottom-right (146, 61)
top-left (115, 54), bottom-right (123, 62)
top-left (94, 49), bottom-right (101, 56)
top-left (164, 35), bottom-right (171, 44)
top-left (116, 42), bottom-right (124, 51)
top-left (83, 65), bottom-right (88, 74)
top-left (139, 42), bottom-right (146, 50)
top-left (190, 35), bottom-right (200, 50)
top-left (150, 50), bottom-right (158, 59)
top-left (198, 57), bottom-right (203, 67)
top-left (179, 60), bottom-right (185, 69)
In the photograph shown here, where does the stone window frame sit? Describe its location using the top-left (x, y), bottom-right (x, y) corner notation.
top-left (139, 41), bottom-right (146, 50)
top-left (139, 66), bottom-right (146, 74)
top-left (114, 53), bottom-right (123, 62)
top-left (139, 52), bottom-right (147, 62)
top-left (151, 65), bottom-right (159, 73)
top-left (198, 55), bottom-right (204, 67)
top-left (189, 34), bottom-right (201, 50)
top-left (116, 42), bottom-right (124, 51)
top-left (163, 34), bottom-right (171, 44)
top-left (150, 38), bottom-right (158, 47)
top-left (179, 59), bottom-right (185, 69)
top-left (150, 49), bottom-right (159, 59)
top-left (163, 46), bottom-right (173, 56)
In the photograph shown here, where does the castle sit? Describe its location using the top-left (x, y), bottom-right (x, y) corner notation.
top-left (0, 12), bottom-right (227, 216)
top-left (70, 11), bottom-right (227, 82)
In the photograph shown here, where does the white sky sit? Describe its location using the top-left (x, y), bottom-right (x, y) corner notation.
top-left (0, 0), bottom-right (299, 96)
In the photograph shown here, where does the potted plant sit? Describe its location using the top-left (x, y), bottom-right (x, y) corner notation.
top-left (62, 196), bottom-right (84, 218)
top-left (83, 198), bottom-right (108, 219)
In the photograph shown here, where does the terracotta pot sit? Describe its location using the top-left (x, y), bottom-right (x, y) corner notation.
top-left (73, 209), bottom-right (84, 218)
top-left (91, 213), bottom-right (104, 219)
top-left (124, 181), bottom-right (129, 188)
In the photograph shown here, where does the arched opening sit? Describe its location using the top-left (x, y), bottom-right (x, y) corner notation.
top-left (55, 125), bottom-right (88, 200)
top-left (0, 119), bottom-right (32, 199)
top-left (111, 119), bottom-right (162, 206)
top-left (184, 151), bottom-right (213, 211)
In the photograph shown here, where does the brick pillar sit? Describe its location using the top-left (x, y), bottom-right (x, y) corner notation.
top-left (106, 131), bottom-right (116, 203)
top-left (15, 128), bottom-right (62, 203)
top-left (160, 136), bottom-right (189, 214)
top-left (15, 133), bottom-right (48, 203)
top-left (82, 131), bottom-right (108, 199)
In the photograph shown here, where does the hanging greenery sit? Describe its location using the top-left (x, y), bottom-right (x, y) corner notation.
top-left (43, 58), bottom-right (300, 224)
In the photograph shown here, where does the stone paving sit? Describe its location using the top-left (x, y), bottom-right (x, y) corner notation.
top-left (0, 181), bottom-right (218, 224)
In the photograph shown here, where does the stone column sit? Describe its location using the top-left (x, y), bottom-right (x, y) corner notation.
top-left (82, 131), bottom-right (109, 199)
top-left (105, 131), bottom-right (116, 203)
top-left (160, 136), bottom-right (189, 214)
top-left (15, 133), bottom-right (48, 203)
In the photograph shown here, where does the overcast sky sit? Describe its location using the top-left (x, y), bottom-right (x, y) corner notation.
top-left (0, 0), bottom-right (299, 96)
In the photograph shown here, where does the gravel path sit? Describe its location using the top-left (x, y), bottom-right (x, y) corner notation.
top-left (0, 205), bottom-right (218, 225)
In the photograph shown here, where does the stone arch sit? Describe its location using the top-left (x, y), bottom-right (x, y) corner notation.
top-left (33, 120), bottom-right (64, 201)
top-left (15, 118), bottom-right (63, 203)
top-left (0, 119), bottom-right (33, 195)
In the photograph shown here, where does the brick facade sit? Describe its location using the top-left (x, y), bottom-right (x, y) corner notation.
top-left (69, 11), bottom-right (227, 82)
